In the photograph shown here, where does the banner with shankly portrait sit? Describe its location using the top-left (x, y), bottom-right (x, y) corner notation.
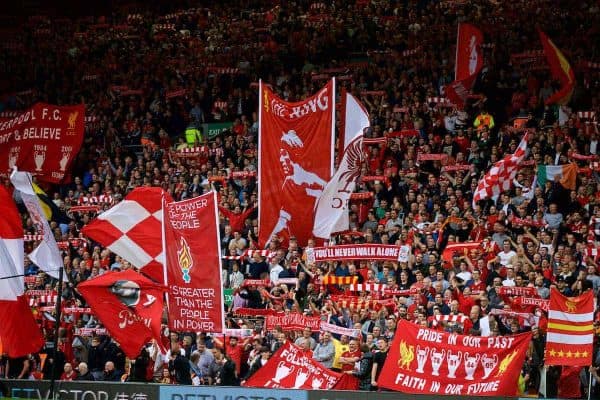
top-left (258, 80), bottom-right (335, 247)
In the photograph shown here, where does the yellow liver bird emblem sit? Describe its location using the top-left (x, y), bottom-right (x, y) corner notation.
top-left (398, 340), bottom-right (415, 370)
top-left (565, 300), bottom-right (577, 313)
top-left (68, 111), bottom-right (78, 130)
top-left (495, 350), bottom-right (518, 377)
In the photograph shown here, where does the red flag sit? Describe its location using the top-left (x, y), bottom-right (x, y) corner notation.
top-left (441, 241), bottom-right (482, 264)
top-left (545, 288), bottom-right (594, 366)
top-left (164, 191), bottom-right (225, 333)
top-left (0, 186), bottom-right (44, 357)
top-left (77, 269), bottom-right (167, 359)
top-left (444, 23), bottom-right (484, 108)
top-left (243, 341), bottom-right (358, 390)
top-left (82, 187), bottom-right (173, 283)
top-left (538, 30), bottom-right (575, 105)
top-left (0, 103), bottom-right (85, 183)
top-left (377, 320), bottom-right (531, 396)
top-left (259, 80), bottom-right (335, 246)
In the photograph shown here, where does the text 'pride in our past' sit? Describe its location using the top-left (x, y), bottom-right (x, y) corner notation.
top-left (416, 328), bottom-right (515, 348)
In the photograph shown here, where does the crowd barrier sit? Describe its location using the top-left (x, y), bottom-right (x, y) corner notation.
top-left (0, 380), bottom-right (541, 400)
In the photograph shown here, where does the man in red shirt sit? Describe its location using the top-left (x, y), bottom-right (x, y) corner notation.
top-left (338, 339), bottom-right (362, 372)
top-left (225, 336), bottom-right (245, 376)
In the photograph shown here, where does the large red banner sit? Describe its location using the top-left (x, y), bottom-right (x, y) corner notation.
top-left (0, 103), bottom-right (85, 182)
top-left (378, 320), bottom-right (531, 396)
top-left (445, 24), bottom-right (483, 108)
top-left (258, 80), bottom-right (335, 247)
top-left (244, 341), bottom-right (358, 390)
top-left (164, 191), bottom-right (225, 333)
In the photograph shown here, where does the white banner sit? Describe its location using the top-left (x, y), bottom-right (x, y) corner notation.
top-left (11, 169), bottom-right (66, 281)
top-left (313, 92), bottom-right (369, 239)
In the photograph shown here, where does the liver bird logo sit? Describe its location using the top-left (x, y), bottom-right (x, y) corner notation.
top-left (495, 349), bottom-right (518, 377)
top-left (565, 300), bottom-right (577, 313)
top-left (68, 111), bottom-right (78, 130)
top-left (398, 340), bottom-right (415, 370)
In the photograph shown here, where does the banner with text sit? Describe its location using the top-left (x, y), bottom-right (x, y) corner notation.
top-left (312, 244), bottom-right (400, 261)
top-left (0, 103), bottom-right (85, 182)
top-left (164, 191), bottom-right (225, 333)
top-left (264, 312), bottom-right (322, 332)
top-left (258, 80), bottom-right (335, 247)
top-left (244, 341), bottom-right (358, 390)
top-left (378, 320), bottom-right (531, 396)
top-left (202, 121), bottom-right (234, 139)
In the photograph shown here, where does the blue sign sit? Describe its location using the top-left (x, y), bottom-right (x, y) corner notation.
top-left (159, 386), bottom-right (307, 400)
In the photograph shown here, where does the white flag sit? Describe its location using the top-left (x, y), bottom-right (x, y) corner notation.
top-left (10, 169), bottom-right (67, 281)
top-left (312, 92), bottom-right (369, 239)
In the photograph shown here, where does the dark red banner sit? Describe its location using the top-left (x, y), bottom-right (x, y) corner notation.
top-left (258, 80), bottom-right (334, 247)
top-left (164, 191), bottom-right (225, 333)
top-left (378, 320), bottom-right (531, 396)
top-left (0, 103), bottom-right (85, 182)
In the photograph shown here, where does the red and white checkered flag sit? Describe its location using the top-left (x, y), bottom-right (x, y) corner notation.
top-left (82, 187), bottom-right (173, 283)
top-left (473, 133), bottom-right (529, 207)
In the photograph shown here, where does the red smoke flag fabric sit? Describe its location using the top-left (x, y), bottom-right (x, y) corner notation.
top-left (444, 24), bottom-right (484, 108)
top-left (82, 187), bottom-right (172, 283)
top-left (164, 191), bottom-right (225, 333)
top-left (77, 269), bottom-right (167, 359)
top-left (258, 80), bottom-right (335, 246)
top-left (0, 185), bottom-right (45, 357)
top-left (313, 91), bottom-right (369, 239)
top-left (441, 241), bottom-right (482, 264)
top-left (545, 288), bottom-right (594, 366)
top-left (0, 103), bottom-right (85, 183)
top-left (243, 341), bottom-right (358, 390)
top-left (473, 133), bottom-right (529, 206)
top-left (377, 320), bottom-right (531, 396)
top-left (538, 30), bottom-right (575, 105)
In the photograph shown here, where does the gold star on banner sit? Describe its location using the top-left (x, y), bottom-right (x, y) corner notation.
top-left (574, 351), bottom-right (581, 358)
top-left (549, 349), bottom-right (557, 357)
top-left (582, 351), bottom-right (589, 358)
top-left (558, 350), bottom-right (565, 357)
top-left (566, 351), bottom-right (573, 358)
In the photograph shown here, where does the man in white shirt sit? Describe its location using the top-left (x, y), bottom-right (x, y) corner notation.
top-left (502, 266), bottom-right (516, 287)
top-left (269, 256), bottom-right (284, 283)
top-left (497, 240), bottom-right (516, 266)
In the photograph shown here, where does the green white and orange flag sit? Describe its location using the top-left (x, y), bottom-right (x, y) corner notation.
top-left (537, 163), bottom-right (577, 190)
top-left (545, 288), bottom-right (594, 366)
top-left (538, 29), bottom-right (575, 105)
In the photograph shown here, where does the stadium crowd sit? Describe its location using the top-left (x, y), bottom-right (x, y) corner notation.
top-left (1, 0), bottom-right (600, 398)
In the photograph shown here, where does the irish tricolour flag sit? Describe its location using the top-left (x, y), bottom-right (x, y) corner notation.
top-left (537, 163), bottom-right (577, 190)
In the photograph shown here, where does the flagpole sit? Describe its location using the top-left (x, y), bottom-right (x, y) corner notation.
top-left (49, 264), bottom-right (64, 400)
top-left (588, 367), bottom-right (593, 400)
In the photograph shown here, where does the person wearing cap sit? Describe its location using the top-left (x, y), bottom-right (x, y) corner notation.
top-left (555, 276), bottom-right (573, 296)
